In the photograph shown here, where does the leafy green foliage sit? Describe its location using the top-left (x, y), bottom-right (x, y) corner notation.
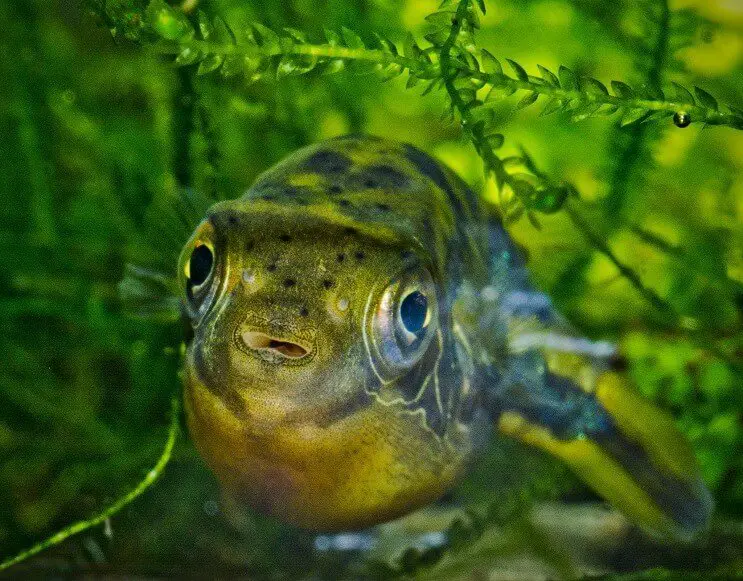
top-left (105, 0), bottom-right (743, 228)
top-left (2, 0), bottom-right (743, 578)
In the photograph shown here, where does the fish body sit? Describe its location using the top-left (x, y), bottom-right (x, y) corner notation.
top-left (179, 136), bottom-right (711, 536)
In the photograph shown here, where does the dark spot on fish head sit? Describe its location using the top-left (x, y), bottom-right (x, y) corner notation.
top-left (252, 183), bottom-right (313, 203)
top-left (403, 144), bottom-right (453, 197)
top-left (355, 165), bottom-right (411, 190)
top-left (210, 210), bottom-right (243, 231)
top-left (301, 150), bottom-right (352, 175)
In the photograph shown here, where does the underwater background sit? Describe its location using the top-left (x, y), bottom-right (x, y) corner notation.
top-left (1, 0), bottom-right (742, 578)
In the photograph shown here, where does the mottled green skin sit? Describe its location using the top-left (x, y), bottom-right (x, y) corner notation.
top-left (179, 136), bottom-right (491, 530)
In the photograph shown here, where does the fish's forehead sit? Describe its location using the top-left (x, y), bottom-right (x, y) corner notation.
top-left (228, 137), bottom-right (459, 278)
top-left (199, 202), bottom-right (429, 329)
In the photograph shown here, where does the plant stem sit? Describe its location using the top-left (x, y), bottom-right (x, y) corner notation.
top-left (0, 396), bottom-right (180, 573)
top-left (153, 33), bottom-right (741, 129)
top-left (439, 0), bottom-right (510, 189)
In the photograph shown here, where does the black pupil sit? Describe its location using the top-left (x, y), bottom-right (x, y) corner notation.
top-left (189, 244), bottom-right (213, 286)
top-left (400, 291), bottom-right (428, 334)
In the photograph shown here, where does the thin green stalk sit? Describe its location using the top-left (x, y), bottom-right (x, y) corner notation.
top-left (472, 72), bottom-right (739, 128)
top-left (4, 0), bottom-right (58, 244)
top-left (563, 201), bottom-right (679, 323)
top-left (151, 29), bottom-right (741, 130)
top-left (605, 0), bottom-right (670, 215)
top-left (0, 396), bottom-right (180, 573)
top-left (157, 38), bottom-right (431, 75)
top-left (439, 0), bottom-right (510, 189)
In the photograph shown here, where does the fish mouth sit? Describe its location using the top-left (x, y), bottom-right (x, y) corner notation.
top-left (239, 329), bottom-right (315, 364)
top-left (242, 331), bottom-right (310, 358)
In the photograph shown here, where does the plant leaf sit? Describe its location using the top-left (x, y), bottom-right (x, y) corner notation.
top-left (220, 54), bottom-right (243, 77)
top-left (611, 80), bottom-right (634, 98)
top-left (197, 10), bottom-right (213, 39)
top-left (558, 65), bottom-right (577, 91)
top-left (277, 54), bottom-right (318, 77)
top-left (283, 27), bottom-right (307, 43)
top-left (571, 102), bottom-right (603, 122)
top-left (540, 98), bottom-right (565, 116)
top-left (175, 47), bottom-right (202, 66)
top-left (671, 82), bottom-right (695, 105)
top-left (486, 133), bottom-right (505, 149)
top-left (403, 33), bottom-right (421, 59)
top-left (373, 33), bottom-right (398, 56)
top-left (515, 92), bottom-right (539, 110)
top-left (485, 84), bottom-right (517, 100)
top-left (212, 16), bottom-right (236, 45)
top-left (694, 86), bottom-right (718, 111)
top-left (341, 26), bottom-right (365, 49)
top-left (537, 65), bottom-right (559, 87)
top-left (251, 23), bottom-right (280, 51)
top-left (147, 0), bottom-right (194, 41)
top-left (506, 59), bottom-right (529, 82)
top-left (424, 11), bottom-right (455, 27)
top-left (620, 108), bottom-right (650, 126)
top-left (583, 77), bottom-right (609, 96)
top-left (481, 49), bottom-right (502, 75)
top-left (197, 53), bottom-right (223, 75)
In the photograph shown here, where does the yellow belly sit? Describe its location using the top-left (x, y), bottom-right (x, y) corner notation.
top-left (184, 373), bottom-right (469, 531)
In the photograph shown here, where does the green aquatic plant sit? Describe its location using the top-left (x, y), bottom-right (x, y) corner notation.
top-left (1, 0), bottom-right (742, 578)
top-left (90, 0), bottom-right (742, 225)
top-left (0, 397), bottom-right (179, 573)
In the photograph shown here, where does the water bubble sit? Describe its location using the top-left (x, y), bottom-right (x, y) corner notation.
top-left (673, 111), bottom-right (691, 128)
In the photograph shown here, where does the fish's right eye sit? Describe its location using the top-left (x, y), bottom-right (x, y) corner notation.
top-left (189, 244), bottom-right (214, 287)
top-left (183, 239), bottom-right (218, 316)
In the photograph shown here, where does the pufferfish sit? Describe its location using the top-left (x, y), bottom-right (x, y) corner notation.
top-left (176, 135), bottom-right (712, 538)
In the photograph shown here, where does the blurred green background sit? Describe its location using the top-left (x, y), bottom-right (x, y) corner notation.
top-left (0, 0), bottom-right (741, 578)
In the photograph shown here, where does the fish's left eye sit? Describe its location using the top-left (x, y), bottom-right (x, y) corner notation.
top-left (367, 268), bottom-right (438, 377)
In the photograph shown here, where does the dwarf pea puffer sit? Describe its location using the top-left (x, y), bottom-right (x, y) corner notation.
top-left (179, 135), bottom-right (712, 536)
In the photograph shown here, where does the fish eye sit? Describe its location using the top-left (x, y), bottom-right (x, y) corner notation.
top-left (181, 233), bottom-right (219, 319)
top-left (399, 291), bottom-right (429, 336)
top-left (189, 244), bottom-right (214, 287)
top-left (366, 267), bottom-right (438, 378)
